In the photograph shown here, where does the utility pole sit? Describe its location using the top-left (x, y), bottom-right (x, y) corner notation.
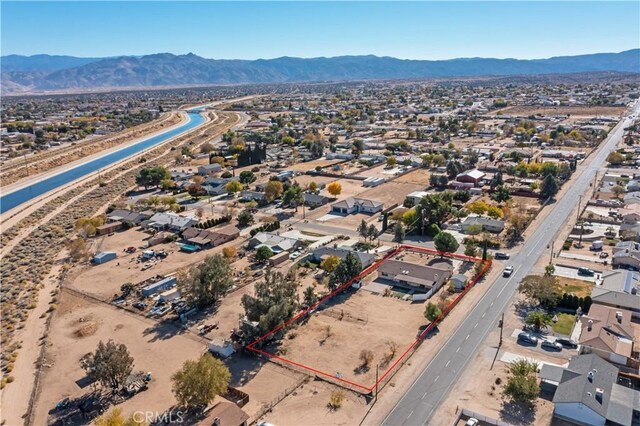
top-left (375, 364), bottom-right (379, 403)
top-left (499, 312), bottom-right (504, 347)
top-left (549, 240), bottom-right (555, 264)
top-left (576, 194), bottom-right (582, 223)
top-left (592, 171), bottom-right (598, 197)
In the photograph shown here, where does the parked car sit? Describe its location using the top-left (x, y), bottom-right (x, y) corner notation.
top-left (465, 418), bottom-right (479, 426)
top-left (541, 339), bottom-right (563, 351)
top-left (578, 267), bottom-right (595, 276)
top-left (599, 252), bottom-right (609, 258)
top-left (518, 332), bottom-right (538, 345)
top-left (494, 252), bottom-right (510, 260)
top-left (503, 266), bottom-right (514, 277)
top-left (289, 251), bottom-right (302, 259)
top-left (132, 301), bottom-right (146, 310)
top-left (555, 338), bottom-right (578, 348)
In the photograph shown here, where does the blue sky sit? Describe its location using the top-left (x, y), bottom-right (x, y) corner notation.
top-left (2, 1), bottom-right (639, 59)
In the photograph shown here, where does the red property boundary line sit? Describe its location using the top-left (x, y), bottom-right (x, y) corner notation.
top-left (246, 244), bottom-right (492, 393)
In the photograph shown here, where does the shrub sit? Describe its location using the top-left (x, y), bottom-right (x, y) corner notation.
top-left (328, 390), bottom-right (345, 410)
top-left (425, 223), bottom-right (441, 237)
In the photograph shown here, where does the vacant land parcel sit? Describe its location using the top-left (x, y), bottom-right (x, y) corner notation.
top-left (248, 246), bottom-right (490, 392)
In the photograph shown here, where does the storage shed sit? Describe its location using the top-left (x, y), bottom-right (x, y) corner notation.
top-left (92, 251), bottom-right (117, 265)
top-left (142, 276), bottom-right (177, 297)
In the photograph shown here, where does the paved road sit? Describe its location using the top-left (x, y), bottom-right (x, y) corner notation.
top-left (382, 101), bottom-right (640, 426)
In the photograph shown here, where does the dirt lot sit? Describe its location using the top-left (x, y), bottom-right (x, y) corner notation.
top-left (288, 159), bottom-right (343, 172)
top-left (259, 380), bottom-right (369, 426)
top-left (275, 289), bottom-right (426, 389)
top-left (70, 228), bottom-right (247, 299)
top-left (495, 105), bottom-right (626, 118)
top-left (32, 292), bottom-right (208, 425)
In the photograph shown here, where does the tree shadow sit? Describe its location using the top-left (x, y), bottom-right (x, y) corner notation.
top-left (227, 351), bottom-right (269, 388)
top-left (142, 319), bottom-right (188, 342)
top-left (500, 400), bottom-right (537, 425)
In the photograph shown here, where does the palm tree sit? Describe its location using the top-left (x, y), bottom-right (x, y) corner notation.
top-left (525, 311), bottom-right (552, 331)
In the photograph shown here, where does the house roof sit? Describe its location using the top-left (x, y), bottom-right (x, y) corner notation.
top-left (196, 401), bottom-right (249, 426)
top-left (462, 216), bottom-right (505, 229)
top-left (304, 193), bottom-right (329, 204)
top-left (378, 260), bottom-right (452, 288)
top-left (580, 304), bottom-right (634, 358)
top-left (148, 212), bottom-right (196, 229)
top-left (311, 246), bottom-right (375, 267)
top-left (107, 209), bottom-right (147, 223)
top-left (251, 232), bottom-right (300, 253)
top-left (456, 169), bottom-right (485, 180)
top-left (553, 354), bottom-right (618, 420)
top-left (332, 197), bottom-right (383, 210)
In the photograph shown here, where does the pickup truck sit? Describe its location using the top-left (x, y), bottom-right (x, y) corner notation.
top-left (503, 266), bottom-right (514, 277)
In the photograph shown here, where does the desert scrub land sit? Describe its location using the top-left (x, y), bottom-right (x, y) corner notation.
top-left (0, 111), bottom-right (182, 186)
top-left (0, 111), bottom-right (239, 381)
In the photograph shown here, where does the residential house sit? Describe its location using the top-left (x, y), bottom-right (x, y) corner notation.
top-left (579, 304), bottom-right (637, 367)
top-left (196, 401), bottom-right (249, 426)
top-left (450, 274), bottom-right (469, 292)
top-left (197, 164), bottom-right (223, 176)
top-left (331, 197), bottom-right (384, 215)
top-left (144, 212), bottom-right (197, 233)
top-left (406, 191), bottom-right (430, 205)
top-left (624, 192), bottom-right (640, 205)
top-left (461, 216), bottom-right (505, 233)
top-left (551, 354), bottom-right (639, 426)
top-left (309, 246), bottom-right (376, 269)
top-left (182, 225), bottom-right (240, 249)
top-left (593, 270), bottom-right (640, 318)
top-left (456, 169), bottom-right (486, 186)
top-left (106, 209), bottom-right (149, 225)
top-left (241, 190), bottom-right (267, 202)
top-left (619, 205), bottom-right (640, 224)
top-left (378, 260), bottom-right (452, 296)
top-left (248, 232), bottom-right (303, 253)
top-left (304, 193), bottom-right (330, 208)
top-left (612, 241), bottom-right (640, 269)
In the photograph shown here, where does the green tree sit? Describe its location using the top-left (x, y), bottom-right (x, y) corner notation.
top-left (282, 183), bottom-right (304, 211)
top-left (544, 264), bottom-right (555, 276)
top-left (424, 302), bottom-right (442, 322)
top-left (418, 194), bottom-right (452, 226)
top-left (177, 254), bottom-right (234, 308)
top-left (352, 139), bottom-right (365, 157)
top-left (393, 222), bottom-right (405, 244)
top-left (255, 246), bottom-right (274, 263)
top-left (357, 219), bottom-right (369, 241)
top-left (492, 186), bottom-right (511, 203)
top-left (503, 359), bottom-right (539, 405)
top-left (525, 311), bottom-right (552, 331)
top-left (518, 275), bottom-right (558, 307)
top-left (241, 269), bottom-right (299, 337)
top-left (434, 232), bottom-right (459, 254)
top-left (328, 252), bottom-right (363, 291)
top-left (540, 174), bottom-right (559, 199)
top-left (239, 170), bottom-right (256, 184)
top-left (464, 240), bottom-right (478, 257)
top-left (171, 354), bottom-right (230, 409)
top-left (135, 166), bottom-right (171, 189)
top-left (303, 286), bottom-right (317, 308)
top-left (237, 210), bottom-right (254, 226)
top-left (83, 340), bottom-right (134, 389)
top-left (308, 181), bottom-right (319, 193)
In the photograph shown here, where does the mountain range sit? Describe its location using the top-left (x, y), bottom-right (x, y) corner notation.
top-left (2, 50), bottom-right (639, 94)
